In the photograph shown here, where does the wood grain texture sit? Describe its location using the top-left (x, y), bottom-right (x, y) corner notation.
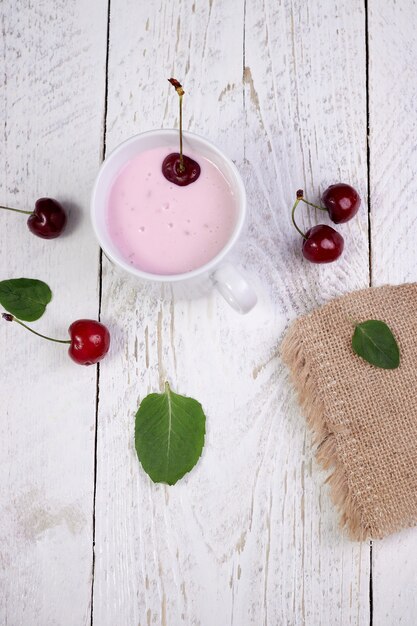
top-left (242, 2), bottom-right (370, 624)
top-left (0, 1), bottom-right (107, 624)
top-left (94, 1), bottom-right (370, 625)
top-left (369, 0), bottom-right (417, 287)
top-left (368, 1), bottom-right (417, 624)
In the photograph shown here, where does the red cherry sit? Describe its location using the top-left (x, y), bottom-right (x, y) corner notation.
top-left (321, 184), bottom-right (361, 224)
top-left (302, 225), bottom-right (344, 263)
top-left (27, 197), bottom-right (67, 239)
top-left (162, 153), bottom-right (201, 187)
top-left (68, 319), bottom-right (110, 366)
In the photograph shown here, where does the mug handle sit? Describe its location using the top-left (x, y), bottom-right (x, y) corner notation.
top-left (211, 263), bottom-right (257, 314)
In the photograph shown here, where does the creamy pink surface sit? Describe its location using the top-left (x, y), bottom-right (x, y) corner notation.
top-left (106, 146), bottom-right (238, 275)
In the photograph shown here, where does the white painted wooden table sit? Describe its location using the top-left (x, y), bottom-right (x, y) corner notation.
top-left (1, 1), bottom-right (416, 624)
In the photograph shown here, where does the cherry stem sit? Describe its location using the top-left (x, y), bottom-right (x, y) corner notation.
top-left (0, 204), bottom-right (31, 215)
top-left (2, 314), bottom-right (70, 344)
top-left (168, 78), bottom-right (185, 173)
top-left (178, 92), bottom-right (184, 172)
top-left (301, 198), bottom-right (328, 212)
top-left (291, 197), bottom-right (307, 239)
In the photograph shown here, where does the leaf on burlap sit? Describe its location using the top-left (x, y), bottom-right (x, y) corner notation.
top-left (352, 319), bottom-right (400, 369)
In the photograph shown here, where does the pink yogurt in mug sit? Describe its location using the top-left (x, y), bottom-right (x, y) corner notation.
top-left (106, 146), bottom-right (238, 275)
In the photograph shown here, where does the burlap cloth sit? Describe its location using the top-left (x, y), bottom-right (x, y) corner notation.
top-left (281, 283), bottom-right (417, 540)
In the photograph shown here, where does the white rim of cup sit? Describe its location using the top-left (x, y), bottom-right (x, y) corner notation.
top-left (90, 129), bottom-right (246, 283)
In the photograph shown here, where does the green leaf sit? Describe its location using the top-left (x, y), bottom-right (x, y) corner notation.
top-left (352, 319), bottom-right (400, 369)
top-left (135, 382), bottom-right (206, 485)
top-left (0, 278), bottom-right (52, 321)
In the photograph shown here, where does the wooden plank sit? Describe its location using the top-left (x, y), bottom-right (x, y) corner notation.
top-left (242, 2), bottom-right (370, 624)
top-left (368, 1), bottom-right (417, 623)
top-left (94, 1), bottom-right (370, 624)
top-left (0, 2), bottom-right (108, 624)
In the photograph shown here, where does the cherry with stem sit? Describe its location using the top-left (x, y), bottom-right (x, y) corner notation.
top-left (0, 197), bottom-right (67, 238)
top-left (296, 183), bottom-right (361, 224)
top-left (162, 78), bottom-right (201, 187)
top-left (2, 313), bottom-right (110, 365)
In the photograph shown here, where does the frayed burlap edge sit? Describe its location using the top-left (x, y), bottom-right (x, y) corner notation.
top-left (281, 321), bottom-right (369, 541)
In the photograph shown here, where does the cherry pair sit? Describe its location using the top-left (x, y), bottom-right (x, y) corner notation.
top-left (291, 183), bottom-right (361, 263)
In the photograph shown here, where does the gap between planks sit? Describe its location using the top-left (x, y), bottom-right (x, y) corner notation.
top-left (90, 0), bottom-right (112, 624)
top-left (365, 0), bottom-right (373, 623)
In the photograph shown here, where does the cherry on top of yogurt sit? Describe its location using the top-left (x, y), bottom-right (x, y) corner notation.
top-left (162, 78), bottom-right (201, 187)
top-left (162, 153), bottom-right (200, 187)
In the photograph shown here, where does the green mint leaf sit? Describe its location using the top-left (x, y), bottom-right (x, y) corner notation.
top-left (352, 319), bottom-right (400, 369)
top-left (0, 278), bottom-right (52, 321)
top-left (135, 382), bottom-right (206, 485)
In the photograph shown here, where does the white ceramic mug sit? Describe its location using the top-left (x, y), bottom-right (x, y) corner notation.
top-left (91, 129), bottom-right (257, 313)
